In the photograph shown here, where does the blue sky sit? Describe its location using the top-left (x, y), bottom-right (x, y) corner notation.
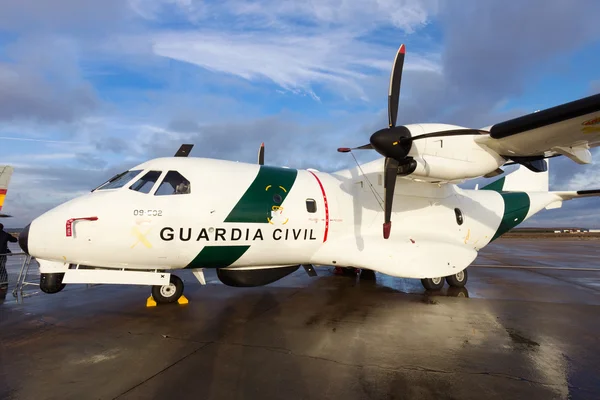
top-left (1, 0), bottom-right (600, 228)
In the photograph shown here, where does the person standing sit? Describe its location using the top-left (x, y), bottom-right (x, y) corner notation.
top-left (0, 222), bottom-right (17, 298)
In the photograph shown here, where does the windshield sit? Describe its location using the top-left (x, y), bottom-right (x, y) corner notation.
top-left (129, 170), bottom-right (162, 194)
top-left (95, 170), bottom-right (143, 191)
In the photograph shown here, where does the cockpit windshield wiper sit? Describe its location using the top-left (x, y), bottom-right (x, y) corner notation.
top-left (91, 171), bottom-right (128, 192)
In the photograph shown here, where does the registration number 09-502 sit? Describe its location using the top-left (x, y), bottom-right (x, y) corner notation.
top-left (133, 209), bottom-right (162, 217)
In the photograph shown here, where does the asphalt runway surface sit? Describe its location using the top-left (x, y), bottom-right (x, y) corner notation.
top-left (1, 238), bottom-right (600, 399)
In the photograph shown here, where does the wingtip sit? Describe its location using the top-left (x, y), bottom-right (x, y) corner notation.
top-left (399, 44), bottom-right (405, 54)
top-left (337, 147), bottom-right (352, 153)
top-left (260, 142), bottom-right (264, 147)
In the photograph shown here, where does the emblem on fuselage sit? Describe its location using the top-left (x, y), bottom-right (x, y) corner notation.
top-left (268, 205), bottom-right (289, 225)
top-left (266, 185), bottom-right (289, 224)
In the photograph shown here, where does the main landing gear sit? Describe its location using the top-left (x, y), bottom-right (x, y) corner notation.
top-left (421, 269), bottom-right (468, 291)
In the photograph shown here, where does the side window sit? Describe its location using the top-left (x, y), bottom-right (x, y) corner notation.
top-left (306, 199), bottom-right (317, 213)
top-left (129, 171), bottom-right (162, 194)
top-left (155, 171), bottom-right (191, 196)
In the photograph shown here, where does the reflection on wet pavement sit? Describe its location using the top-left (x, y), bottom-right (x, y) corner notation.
top-left (1, 238), bottom-right (599, 399)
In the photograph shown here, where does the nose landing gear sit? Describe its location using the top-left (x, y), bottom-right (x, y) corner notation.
top-left (149, 275), bottom-right (186, 305)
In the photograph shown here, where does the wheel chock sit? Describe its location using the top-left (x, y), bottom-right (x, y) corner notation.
top-left (146, 296), bottom-right (157, 307)
top-left (177, 295), bottom-right (189, 305)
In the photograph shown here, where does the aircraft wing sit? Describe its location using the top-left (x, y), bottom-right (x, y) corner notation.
top-left (476, 93), bottom-right (600, 164)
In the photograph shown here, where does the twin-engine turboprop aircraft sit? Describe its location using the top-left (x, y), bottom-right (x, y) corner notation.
top-left (17, 44), bottom-right (600, 304)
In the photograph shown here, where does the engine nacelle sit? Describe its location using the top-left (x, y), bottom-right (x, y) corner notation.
top-left (406, 154), bottom-right (501, 183)
top-left (216, 265), bottom-right (300, 287)
top-left (403, 124), bottom-right (505, 183)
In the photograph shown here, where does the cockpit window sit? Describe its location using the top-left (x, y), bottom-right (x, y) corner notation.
top-left (154, 171), bottom-right (191, 195)
top-left (129, 170), bottom-right (162, 194)
top-left (95, 170), bottom-right (142, 191)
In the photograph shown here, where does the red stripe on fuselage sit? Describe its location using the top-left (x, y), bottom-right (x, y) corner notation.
top-left (308, 171), bottom-right (329, 243)
top-left (0, 189), bottom-right (7, 195)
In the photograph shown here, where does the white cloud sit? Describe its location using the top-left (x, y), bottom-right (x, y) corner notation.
top-left (150, 30), bottom-right (441, 100)
top-left (565, 164), bottom-right (600, 190)
top-left (128, 0), bottom-right (439, 32)
top-left (0, 136), bottom-right (84, 144)
top-left (128, 0), bottom-right (206, 21)
top-left (122, 0), bottom-right (441, 100)
top-left (4, 153), bottom-right (77, 162)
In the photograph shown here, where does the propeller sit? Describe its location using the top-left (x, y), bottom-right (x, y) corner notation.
top-left (258, 142), bottom-right (265, 165)
top-left (339, 44), bottom-right (409, 239)
top-left (338, 44), bottom-right (483, 239)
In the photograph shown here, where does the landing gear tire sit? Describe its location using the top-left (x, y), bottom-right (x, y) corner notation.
top-left (445, 269), bottom-right (468, 288)
top-left (360, 269), bottom-right (376, 280)
top-left (421, 277), bottom-right (444, 291)
top-left (342, 267), bottom-right (359, 276)
top-left (152, 275), bottom-right (184, 304)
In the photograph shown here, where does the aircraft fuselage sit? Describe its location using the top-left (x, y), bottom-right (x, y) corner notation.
top-left (22, 156), bottom-right (558, 280)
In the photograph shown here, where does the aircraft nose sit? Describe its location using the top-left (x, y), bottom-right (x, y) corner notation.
top-left (19, 223), bottom-right (30, 255)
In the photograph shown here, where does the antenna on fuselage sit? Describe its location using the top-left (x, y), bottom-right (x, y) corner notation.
top-left (174, 144), bottom-right (194, 157)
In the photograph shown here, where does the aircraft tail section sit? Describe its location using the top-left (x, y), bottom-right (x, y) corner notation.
top-left (478, 158), bottom-right (600, 241)
top-left (481, 160), bottom-right (548, 192)
top-left (0, 165), bottom-right (14, 217)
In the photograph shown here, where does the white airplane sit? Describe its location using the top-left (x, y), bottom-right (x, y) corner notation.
top-left (0, 165), bottom-right (14, 218)
top-left (17, 44), bottom-right (600, 304)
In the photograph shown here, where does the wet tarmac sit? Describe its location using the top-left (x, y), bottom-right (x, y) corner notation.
top-left (1, 238), bottom-right (600, 399)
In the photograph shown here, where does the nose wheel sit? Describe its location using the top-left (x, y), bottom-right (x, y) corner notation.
top-left (151, 275), bottom-right (184, 304)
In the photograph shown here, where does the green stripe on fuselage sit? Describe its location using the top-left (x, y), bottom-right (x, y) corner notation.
top-left (225, 166), bottom-right (298, 223)
top-left (491, 192), bottom-right (530, 242)
top-left (481, 176), bottom-right (505, 192)
top-left (185, 245), bottom-right (250, 268)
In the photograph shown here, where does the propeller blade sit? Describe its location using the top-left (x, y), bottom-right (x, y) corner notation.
top-left (337, 144), bottom-right (373, 152)
top-left (258, 142), bottom-right (265, 165)
top-left (388, 44), bottom-right (406, 128)
top-left (383, 157), bottom-right (400, 239)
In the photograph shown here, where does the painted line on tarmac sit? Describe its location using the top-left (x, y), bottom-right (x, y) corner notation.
top-left (471, 264), bottom-right (600, 271)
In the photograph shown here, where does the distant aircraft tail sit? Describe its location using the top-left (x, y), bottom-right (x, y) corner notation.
top-left (0, 165), bottom-right (14, 217)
